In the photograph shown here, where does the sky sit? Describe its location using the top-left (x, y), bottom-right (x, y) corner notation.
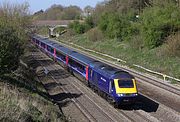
top-left (1, 0), bottom-right (104, 13)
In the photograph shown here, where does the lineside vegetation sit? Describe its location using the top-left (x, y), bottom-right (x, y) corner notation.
top-left (0, 2), bottom-right (30, 76)
top-left (57, 0), bottom-right (180, 80)
top-left (0, 2), bottom-right (68, 121)
top-left (34, 0), bottom-right (180, 80)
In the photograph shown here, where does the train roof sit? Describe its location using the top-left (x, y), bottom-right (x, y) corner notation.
top-left (44, 39), bottom-right (73, 55)
top-left (33, 35), bottom-right (47, 40)
top-left (32, 35), bottom-right (134, 79)
top-left (69, 52), bottom-right (97, 65)
top-left (91, 62), bottom-right (119, 75)
top-left (33, 35), bottom-right (42, 40)
top-left (33, 35), bottom-right (73, 55)
top-left (43, 39), bottom-right (58, 46)
top-left (112, 72), bottom-right (134, 79)
top-left (56, 46), bottom-right (73, 55)
top-left (90, 61), bottom-right (133, 79)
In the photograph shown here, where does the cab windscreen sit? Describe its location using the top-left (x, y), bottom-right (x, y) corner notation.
top-left (118, 79), bottom-right (134, 88)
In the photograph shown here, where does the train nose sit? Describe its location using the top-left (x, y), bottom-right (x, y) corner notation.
top-left (114, 79), bottom-right (138, 94)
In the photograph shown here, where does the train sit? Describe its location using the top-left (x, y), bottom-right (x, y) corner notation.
top-left (31, 35), bottom-right (138, 107)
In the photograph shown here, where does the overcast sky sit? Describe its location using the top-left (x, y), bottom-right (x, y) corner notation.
top-left (1, 0), bottom-right (104, 13)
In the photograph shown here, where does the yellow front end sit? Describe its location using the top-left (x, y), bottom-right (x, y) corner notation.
top-left (114, 79), bottom-right (138, 94)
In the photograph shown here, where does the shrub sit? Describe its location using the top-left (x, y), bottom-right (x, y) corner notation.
top-left (164, 32), bottom-right (180, 57)
top-left (87, 28), bottom-right (104, 42)
top-left (0, 2), bottom-right (30, 76)
top-left (69, 21), bottom-right (91, 34)
top-left (85, 16), bottom-right (94, 28)
top-left (0, 25), bottom-right (23, 75)
top-left (69, 21), bottom-right (83, 34)
top-left (98, 12), bottom-right (138, 41)
top-left (129, 35), bottom-right (143, 50)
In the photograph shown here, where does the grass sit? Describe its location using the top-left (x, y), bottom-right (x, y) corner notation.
top-left (58, 34), bottom-right (180, 83)
top-left (36, 27), bottom-right (49, 37)
top-left (0, 81), bottom-right (66, 122)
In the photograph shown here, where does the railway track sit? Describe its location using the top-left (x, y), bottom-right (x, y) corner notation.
top-left (32, 54), bottom-right (97, 122)
top-left (124, 69), bottom-right (180, 96)
top-left (29, 43), bottom-right (165, 122)
top-left (28, 43), bottom-right (173, 122)
top-left (30, 46), bottom-right (129, 122)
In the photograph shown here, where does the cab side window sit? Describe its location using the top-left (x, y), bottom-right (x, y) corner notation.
top-left (111, 80), bottom-right (114, 88)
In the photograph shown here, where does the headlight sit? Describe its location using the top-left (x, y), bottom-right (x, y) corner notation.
top-left (132, 93), bottom-right (138, 96)
top-left (117, 93), bottom-right (138, 97)
top-left (117, 94), bottom-right (124, 97)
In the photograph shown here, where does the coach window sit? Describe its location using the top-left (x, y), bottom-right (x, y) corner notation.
top-left (68, 59), bottom-right (85, 74)
top-left (47, 45), bottom-right (54, 53)
top-left (68, 58), bottom-right (75, 67)
top-left (56, 51), bottom-right (66, 61)
top-left (41, 42), bottom-right (45, 48)
top-left (36, 40), bottom-right (39, 45)
top-left (76, 63), bottom-right (85, 74)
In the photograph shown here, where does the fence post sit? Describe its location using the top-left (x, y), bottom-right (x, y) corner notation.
top-left (163, 74), bottom-right (167, 81)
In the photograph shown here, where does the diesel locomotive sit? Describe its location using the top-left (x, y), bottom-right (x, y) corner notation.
top-left (31, 35), bottom-right (138, 107)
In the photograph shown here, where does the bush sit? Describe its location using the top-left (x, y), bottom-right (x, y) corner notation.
top-left (85, 16), bottom-right (94, 28)
top-left (164, 32), bottom-right (180, 57)
top-left (0, 2), bottom-right (30, 76)
top-left (128, 35), bottom-right (143, 50)
top-left (69, 21), bottom-right (91, 34)
top-left (140, 4), bottom-right (180, 48)
top-left (98, 12), bottom-right (138, 41)
top-left (0, 25), bottom-right (23, 75)
top-left (87, 28), bottom-right (104, 42)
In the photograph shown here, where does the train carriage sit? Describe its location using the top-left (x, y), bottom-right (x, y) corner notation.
top-left (55, 46), bottom-right (73, 67)
top-left (68, 51), bottom-right (96, 83)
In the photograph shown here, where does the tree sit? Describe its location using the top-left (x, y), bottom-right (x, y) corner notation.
top-left (0, 2), bottom-right (30, 76)
top-left (84, 6), bottom-right (94, 16)
top-left (62, 5), bottom-right (82, 20)
top-left (140, 3), bottom-right (180, 48)
top-left (0, 25), bottom-right (23, 75)
top-left (92, 2), bottom-right (106, 25)
top-left (33, 4), bottom-right (82, 20)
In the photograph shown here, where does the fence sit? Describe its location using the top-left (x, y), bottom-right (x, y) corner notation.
top-left (37, 34), bottom-right (180, 83)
